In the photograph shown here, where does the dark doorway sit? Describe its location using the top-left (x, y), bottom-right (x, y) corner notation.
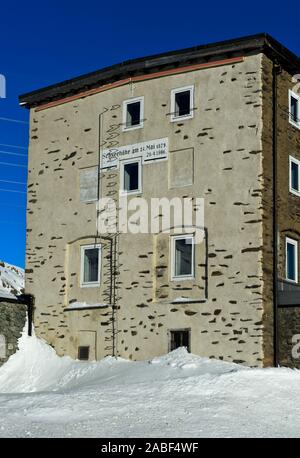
top-left (170, 329), bottom-right (191, 352)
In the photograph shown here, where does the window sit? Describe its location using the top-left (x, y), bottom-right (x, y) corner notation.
top-left (78, 346), bottom-right (90, 360)
top-left (80, 166), bottom-right (98, 202)
top-left (171, 86), bottom-right (194, 121)
top-left (289, 156), bottom-right (300, 196)
top-left (170, 329), bottom-right (191, 353)
top-left (289, 90), bottom-right (300, 129)
top-left (80, 244), bottom-right (101, 287)
top-left (123, 97), bottom-right (144, 130)
top-left (286, 237), bottom-right (298, 283)
top-left (120, 158), bottom-right (142, 194)
top-left (171, 235), bottom-right (194, 280)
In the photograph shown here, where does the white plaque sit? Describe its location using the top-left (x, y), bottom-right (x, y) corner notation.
top-left (101, 137), bottom-right (168, 169)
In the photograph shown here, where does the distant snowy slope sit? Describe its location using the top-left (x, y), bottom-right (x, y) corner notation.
top-left (0, 261), bottom-right (24, 298)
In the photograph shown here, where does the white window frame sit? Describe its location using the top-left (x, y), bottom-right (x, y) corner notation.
top-left (289, 90), bottom-right (300, 129)
top-left (122, 96), bottom-right (144, 131)
top-left (120, 157), bottom-right (142, 195)
top-left (170, 85), bottom-right (194, 122)
top-left (286, 237), bottom-right (298, 283)
top-left (80, 244), bottom-right (101, 288)
top-left (171, 234), bottom-right (195, 281)
top-left (289, 155), bottom-right (300, 196)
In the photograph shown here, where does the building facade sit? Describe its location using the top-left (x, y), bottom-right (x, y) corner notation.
top-left (20, 34), bottom-right (300, 367)
top-left (0, 300), bottom-right (27, 366)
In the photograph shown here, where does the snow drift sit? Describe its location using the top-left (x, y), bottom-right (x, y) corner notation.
top-left (0, 328), bottom-right (243, 393)
top-left (1, 330), bottom-right (300, 437)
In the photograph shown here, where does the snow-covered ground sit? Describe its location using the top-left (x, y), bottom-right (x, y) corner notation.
top-left (0, 329), bottom-right (300, 438)
top-left (0, 261), bottom-right (24, 298)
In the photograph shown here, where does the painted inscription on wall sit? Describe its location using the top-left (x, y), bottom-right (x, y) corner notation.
top-left (101, 138), bottom-right (168, 169)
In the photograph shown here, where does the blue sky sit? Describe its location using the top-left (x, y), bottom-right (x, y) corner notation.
top-left (0, 0), bottom-right (299, 268)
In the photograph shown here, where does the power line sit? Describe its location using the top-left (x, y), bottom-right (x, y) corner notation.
top-left (0, 116), bottom-right (28, 125)
top-left (0, 161), bottom-right (27, 168)
top-left (0, 179), bottom-right (26, 185)
top-left (0, 143), bottom-right (27, 150)
top-left (0, 150), bottom-right (27, 157)
top-left (0, 188), bottom-right (26, 194)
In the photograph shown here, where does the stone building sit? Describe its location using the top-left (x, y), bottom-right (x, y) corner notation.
top-left (19, 33), bottom-right (300, 367)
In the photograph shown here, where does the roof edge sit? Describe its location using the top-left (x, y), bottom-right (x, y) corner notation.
top-left (19, 33), bottom-right (300, 108)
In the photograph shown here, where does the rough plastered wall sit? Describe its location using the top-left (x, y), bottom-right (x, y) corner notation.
top-left (261, 54), bottom-right (275, 367)
top-left (262, 55), bottom-right (300, 367)
top-left (25, 52), bottom-right (265, 366)
top-left (0, 302), bottom-right (26, 366)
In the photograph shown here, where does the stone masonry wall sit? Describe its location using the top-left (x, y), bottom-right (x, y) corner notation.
top-left (278, 306), bottom-right (300, 368)
top-left (261, 55), bottom-right (300, 367)
top-left (261, 54), bottom-right (276, 366)
top-left (0, 302), bottom-right (26, 366)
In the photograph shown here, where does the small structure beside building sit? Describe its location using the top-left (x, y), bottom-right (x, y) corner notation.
top-left (0, 263), bottom-right (32, 366)
top-left (0, 298), bottom-right (27, 366)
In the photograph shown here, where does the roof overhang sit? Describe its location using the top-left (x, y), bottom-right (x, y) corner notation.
top-left (19, 33), bottom-right (300, 109)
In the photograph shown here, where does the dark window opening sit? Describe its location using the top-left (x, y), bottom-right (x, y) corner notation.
top-left (291, 96), bottom-right (299, 123)
top-left (78, 346), bottom-right (90, 360)
top-left (126, 101), bottom-right (141, 127)
top-left (287, 241), bottom-right (297, 282)
top-left (174, 237), bottom-right (193, 277)
top-left (291, 161), bottom-right (299, 191)
top-left (175, 90), bottom-right (191, 117)
top-left (83, 247), bottom-right (99, 283)
top-left (170, 330), bottom-right (190, 352)
top-left (123, 162), bottom-right (139, 192)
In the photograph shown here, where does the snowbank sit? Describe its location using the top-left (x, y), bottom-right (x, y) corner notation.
top-left (1, 329), bottom-right (300, 437)
top-left (0, 328), bottom-right (123, 393)
top-left (150, 347), bottom-right (243, 374)
top-left (0, 328), bottom-right (244, 394)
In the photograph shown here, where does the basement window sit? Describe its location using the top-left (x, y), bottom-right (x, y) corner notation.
top-left (171, 235), bottom-right (194, 280)
top-left (123, 97), bottom-right (144, 130)
top-left (120, 158), bottom-right (142, 194)
top-left (171, 86), bottom-right (194, 121)
top-left (80, 244), bottom-right (101, 287)
top-left (78, 346), bottom-right (90, 361)
top-left (286, 237), bottom-right (298, 283)
top-left (289, 90), bottom-right (300, 129)
top-left (289, 156), bottom-right (300, 196)
top-left (170, 329), bottom-right (191, 353)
